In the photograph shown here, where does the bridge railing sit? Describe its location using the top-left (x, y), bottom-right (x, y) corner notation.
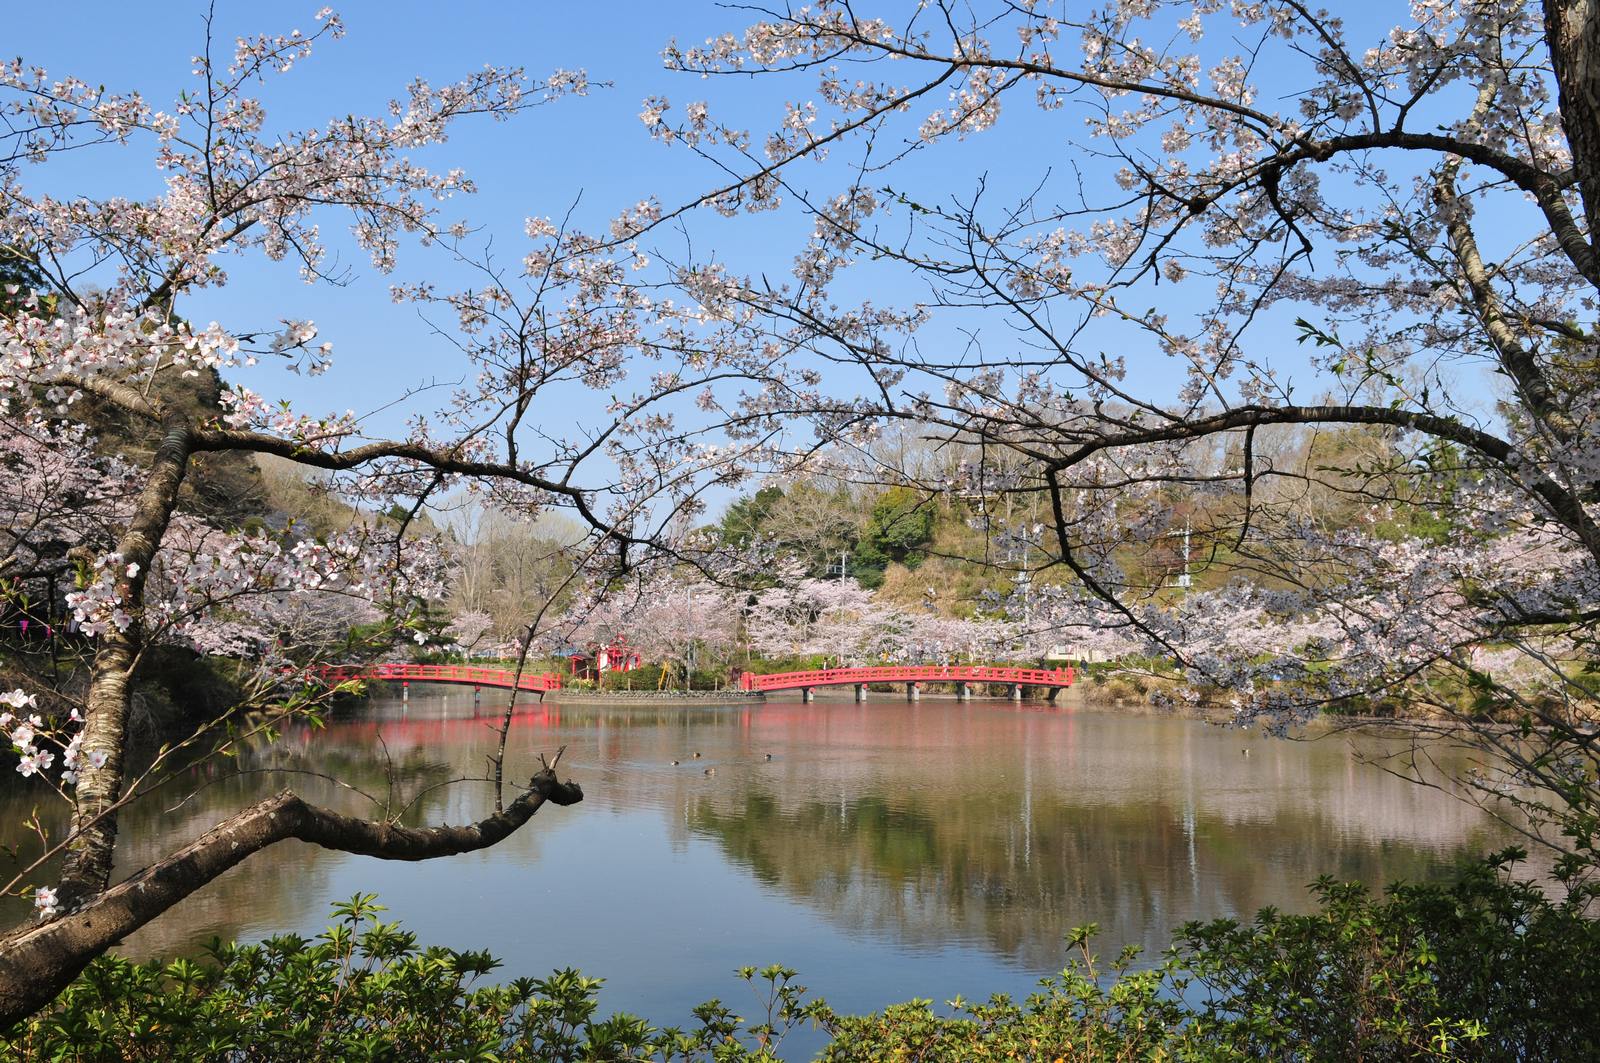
top-left (309, 663), bottom-right (563, 692)
top-left (302, 662), bottom-right (1071, 696)
top-left (739, 664), bottom-right (1074, 692)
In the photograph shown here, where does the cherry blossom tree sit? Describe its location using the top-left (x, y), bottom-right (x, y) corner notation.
top-left (0, 7), bottom-right (786, 1020)
top-left (442, 609), bottom-right (495, 659)
top-left (619, 1), bottom-right (1600, 859)
top-left (557, 567), bottom-right (741, 680)
top-left (0, 415), bottom-right (139, 596)
top-left (9, 0), bottom-right (1600, 1026)
top-left (744, 575), bottom-right (1017, 666)
top-left (745, 576), bottom-right (897, 663)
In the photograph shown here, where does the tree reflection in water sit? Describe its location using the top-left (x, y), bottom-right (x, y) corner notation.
top-left (0, 690), bottom-right (1519, 993)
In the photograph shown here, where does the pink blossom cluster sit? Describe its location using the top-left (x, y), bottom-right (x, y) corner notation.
top-left (744, 576), bottom-right (1020, 666)
top-left (0, 294), bottom-right (243, 402)
top-left (0, 689), bottom-right (104, 791)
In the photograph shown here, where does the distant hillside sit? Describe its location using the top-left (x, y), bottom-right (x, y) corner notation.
top-left (713, 418), bottom-right (1445, 623)
top-left (254, 453), bottom-right (369, 539)
top-left (81, 363), bottom-right (266, 529)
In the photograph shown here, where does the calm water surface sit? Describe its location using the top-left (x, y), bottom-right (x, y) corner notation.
top-left (5, 689), bottom-right (1517, 1056)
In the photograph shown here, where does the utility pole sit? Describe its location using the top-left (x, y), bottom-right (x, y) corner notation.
top-left (1176, 516), bottom-right (1193, 589)
top-left (684, 582), bottom-right (694, 688)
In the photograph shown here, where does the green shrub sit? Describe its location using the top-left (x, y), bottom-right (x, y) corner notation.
top-left (1171, 851), bottom-right (1600, 1061)
top-left (7, 851), bottom-right (1597, 1061)
top-left (1, 896), bottom-right (818, 1063)
top-left (823, 850), bottom-right (1600, 1061)
top-left (744, 655), bottom-right (830, 676)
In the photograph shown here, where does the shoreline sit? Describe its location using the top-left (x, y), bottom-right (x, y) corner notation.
top-left (356, 678), bottom-right (1502, 726)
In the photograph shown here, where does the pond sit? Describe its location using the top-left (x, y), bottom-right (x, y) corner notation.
top-left (4, 689), bottom-right (1520, 1056)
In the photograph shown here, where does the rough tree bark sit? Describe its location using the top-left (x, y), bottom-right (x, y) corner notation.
top-left (0, 768), bottom-right (582, 1027)
top-left (57, 420), bottom-right (194, 907)
top-left (1546, 0), bottom-right (1600, 253)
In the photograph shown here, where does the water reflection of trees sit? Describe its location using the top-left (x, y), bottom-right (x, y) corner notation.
top-left (0, 715), bottom-right (465, 956)
top-left (685, 785), bottom-right (1507, 970)
top-left (2, 695), bottom-right (1518, 975)
top-left (665, 704), bottom-right (1514, 970)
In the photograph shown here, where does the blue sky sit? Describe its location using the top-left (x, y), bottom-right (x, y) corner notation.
top-left (10, 3), bottom-right (778, 432)
top-left (8, 2), bottom-right (1509, 508)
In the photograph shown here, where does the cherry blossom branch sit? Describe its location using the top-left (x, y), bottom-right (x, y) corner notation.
top-left (0, 768), bottom-right (582, 1026)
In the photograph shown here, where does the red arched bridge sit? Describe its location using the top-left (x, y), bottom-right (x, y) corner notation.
top-left (304, 662), bottom-right (1074, 703)
top-left (312, 663), bottom-right (564, 693)
top-left (739, 664), bottom-right (1075, 702)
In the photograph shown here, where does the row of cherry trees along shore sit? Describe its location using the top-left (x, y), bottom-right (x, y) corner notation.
top-left (3, 0), bottom-right (1600, 1030)
top-left (540, 570), bottom-right (1051, 673)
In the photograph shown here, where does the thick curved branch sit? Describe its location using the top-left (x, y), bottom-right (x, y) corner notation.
top-left (1431, 81), bottom-right (1571, 439)
top-left (746, 23), bottom-right (1594, 286)
top-left (64, 373), bottom-right (164, 422)
top-left (0, 767), bottom-right (582, 1028)
top-left (1041, 403), bottom-right (1600, 562)
top-left (1317, 131), bottom-right (1595, 286)
top-left (190, 428), bottom-right (640, 551)
top-left (59, 420), bottom-right (196, 902)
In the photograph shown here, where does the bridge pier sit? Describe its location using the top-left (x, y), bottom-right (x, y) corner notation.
top-left (854, 684), bottom-right (866, 703)
top-left (802, 687), bottom-right (815, 703)
top-left (1047, 686), bottom-right (1061, 702)
top-left (402, 681), bottom-right (409, 703)
top-left (906, 682), bottom-right (920, 702)
top-left (1009, 684), bottom-right (1023, 701)
top-left (956, 682), bottom-right (972, 702)
top-left (473, 686), bottom-right (481, 708)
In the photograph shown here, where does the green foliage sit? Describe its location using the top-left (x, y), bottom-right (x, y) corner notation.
top-left (590, 664), bottom-right (731, 691)
top-left (0, 247), bottom-right (48, 314)
top-left (718, 485), bottom-right (787, 549)
top-left (1176, 849), bottom-right (1600, 1061)
top-left (825, 849), bottom-right (1600, 1061)
top-left (1367, 439), bottom-right (1483, 546)
top-left (818, 935), bottom-right (1188, 1062)
top-left (845, 493), bottom-right (932, 588)
top-left (716, 480), bottom-right (865, 584)
top-left (846, 540), bottom-right (889, 588)
top-left (862, 487), bottom-right (933, 568)
top-left (715, 480), bottom-right (940, 589)
top-left (3, 895), bottom-right (819, 1063)
top-left (9, 853), bottom-right (1598, 1061)
top-left (742, 653), bottom-right (831, 675)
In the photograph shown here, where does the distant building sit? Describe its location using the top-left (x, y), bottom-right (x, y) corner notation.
top-left (559, 638), bottom-right (641, 679)
top-left (1044, 645), bottom-right (1111, 664)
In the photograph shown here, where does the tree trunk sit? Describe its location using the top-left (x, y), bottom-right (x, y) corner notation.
top-left (0, 770), bottom-right (582, 1027)
top-left (1546, 0), bottom-right (1600, 254)
top-left (56, 421), bottom-right (194, 906)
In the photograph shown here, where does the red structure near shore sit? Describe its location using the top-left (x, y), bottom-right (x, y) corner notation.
top-left (304, 662), bottom-right (1073, 702)
top-left (739, 664), bottom-right (1075, 702)
top-left (311, 662), bottom-right (564, 692)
